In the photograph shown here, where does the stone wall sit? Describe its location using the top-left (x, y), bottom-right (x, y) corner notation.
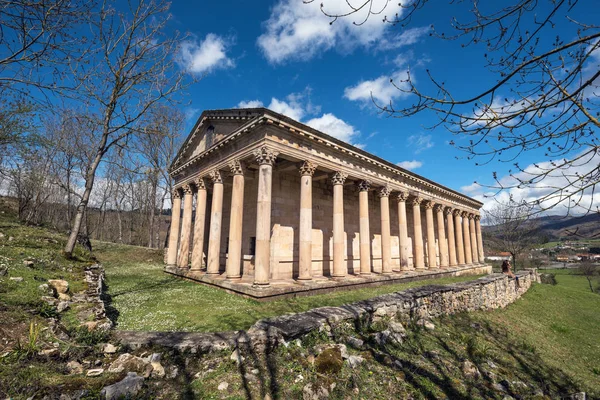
top-left (117, 270), bottom-right (540, 352)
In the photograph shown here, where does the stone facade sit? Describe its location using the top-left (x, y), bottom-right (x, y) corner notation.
top-left (165, 108), bottom-right (488, 296)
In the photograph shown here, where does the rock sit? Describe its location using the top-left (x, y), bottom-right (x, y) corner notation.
top-left (317, 344), bottom-right (348, 359)
top-left (303, 383), bottom-right (329, 400)
top-left (217, 381), bottom-right (229, 391)
top-left (58, 292), bottom-right (71, 301)
top-left (0, 265), bottom-right (7, 276)
top-left (149, 353), bottom-right (161, 363)
top-left (57, 301), bottom-right (70, 313)
top-left (389, 321), bottom-right (406, 335)
top-left (462, 360), bottom-right (480, 378)
top-left (39, 348), bottom-right (59, 357)
top-left (48, 279), bottom-right (69, 294)
top-left (95, 359), bottom-right (102, 366)
top-left (9, 277), bottom-right (23, 282)
top-left (67, 360), bottom-right (84, 375)
top-left (38, 284), bottom-right (54, 296)
top-left (108, 353), bottom-right (151, 376)
top-left (81, 321), bottom-right (99, 331)
top-left (566, 393), bottom-right (587, 400)
top-left (346, 355), bottom-right (364, 369)
top-left (0, 232), bottom-right (4, 239)
top-left (230, 348), bottom-right (244, 364)
top-left (416, 319), bottom-right (435, 330)
top-left (373, 330), bottom-right (403, 346)
top-left (86, 368), bottom-right (104, 377)
top-left (150, 361), bottom-right (165, 378)
top-left (314, 347), bottom-right (343, 374)
top-left (347, 336), bottom-right (364, 349)
top-left (168, 366), bottom-right (179, 379)
top-left (294, 374), bottom-right (304, 383)
top-left (41, 296), bottom-right (58, 306)
top-left (23, 260), bottom-right (34, 268)
top-left (8, 236), bottom-right (14, 241)
top-left (103, 343), bottom-right (118, 354)
top-left (251, 368), bottom-right (259, 375)
top-left (492, 383), bottom-right (507, 393)
top-left (307, 355), bottom-right (315, 365)
top-left (101, 372), bottom-right (145, 400)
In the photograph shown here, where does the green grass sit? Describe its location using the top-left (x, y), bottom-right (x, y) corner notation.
top-left (95, 241), bottom-right (484, 332)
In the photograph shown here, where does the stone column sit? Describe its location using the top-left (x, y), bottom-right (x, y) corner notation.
top-left (191, 178), bottom-right (207, 271)
top-left (412, 196), bottom-right (425, 270)
top-left (358, 180), bottom-right (371, 275)
top-left (469, 214), bottom-right (479, 264)
top-left (177, 184), bottom-right (194, 269)
top-left (379, 186), bottom-right (392, 274)
top-left (445, 207), bottom-right (457, 267)
top-left (166, 188), bottom-right (182, 266)
top-left (396, 191), bottom-right (410, 271)
top-left (207, 170), bottom-right (224, 275)
top-left (454, 209), bottom-right (465, 265)
top-left (298, 160), bottom-right (317, 281)
top-left (462, 211), bottom-right (473, 265)
top-left (435, 204), bottom-right (448, 268)
top-left (331, 171), bottom-right (348, 278)
top-left (475, 215), bottom-right (485, 263)
top-left (253, 146), bottom-right (278, 286)
top-left (226, 160), bottom-right (245, 280)
top-left (425, 201), bottom-right (438, 269)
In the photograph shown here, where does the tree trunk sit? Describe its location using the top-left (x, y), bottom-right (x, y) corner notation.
top-left (587, 276), bottom-right (595, 293)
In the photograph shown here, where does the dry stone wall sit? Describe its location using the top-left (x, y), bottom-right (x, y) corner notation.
top-left (117, 270), bottom-right (540, 352)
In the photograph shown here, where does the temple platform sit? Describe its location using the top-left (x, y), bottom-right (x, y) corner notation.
top-left (165, 264), bottom-right (492, 301)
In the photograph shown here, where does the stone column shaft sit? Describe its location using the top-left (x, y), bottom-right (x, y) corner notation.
top-left (412, 197), bottom-right (425, 270)
top-left (191, 179), bottom-right (207, 271)
top-left (226, 161), bottom-right (245, 279)
top-left (177, 184), bottom-right (194, 268)
top-left (397, 192), bottom-right (410, 271)
top-left (298, 161), bottom-right (317, 281)
top-left (454, 210), bottom-right (465, 265)
top-left (332, 172), bottom-right (347, 278)
top-left (379, 187), bottom-right (392, 274)
top-left (446, 208), bottom-right (457, 267)
top-left (425, 202), bottom-right (437, 269)
top-left (436, 205), bottom-right (448, 268)
top-left (475, 216), bottom-right (485, 263)
top-left (462, 212), bottom-right (473, 264)
top-left (469, 216), bottom-right (479, 264)
top-left (358, 181), bottom-right (371, 275)
top-left (254, 147), bottom-right (278, 286)
top-left (207, 171), bottom-right (224, 274)
top-left (166, 190), bottom-right (182, 266)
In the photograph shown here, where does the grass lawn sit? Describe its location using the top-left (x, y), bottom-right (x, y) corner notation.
top-left (94, 241), bottom-right (484, 332)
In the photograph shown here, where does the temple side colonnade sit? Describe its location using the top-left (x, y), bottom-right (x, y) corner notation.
top-left (165, 108), bottom-right (487, 291)
top-left (166, 158), bottom-right (487, 287)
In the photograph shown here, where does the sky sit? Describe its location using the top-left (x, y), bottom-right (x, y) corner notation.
top-left (165, 0), bottom-right (599, 214)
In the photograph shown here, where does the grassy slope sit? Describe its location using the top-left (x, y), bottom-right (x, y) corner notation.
top-left (95, 241), bottom-right (483, 332)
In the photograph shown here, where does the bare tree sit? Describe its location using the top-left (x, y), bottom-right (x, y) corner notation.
top-left (484, 199), bottom-right (540, 270)
top-left (578, 261), bottom-right (599, 293)
top-left (315, 0), bottom-right (600, 215)
top-left (62, 0), bottom-right (190, 256)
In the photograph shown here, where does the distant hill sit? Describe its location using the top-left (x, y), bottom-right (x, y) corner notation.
top-left (483, 212), bottom-right (600, 242)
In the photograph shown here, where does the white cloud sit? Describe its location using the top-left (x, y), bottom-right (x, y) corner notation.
top-left (460, 182), bottom-right (481, 194)
top-left (237, 100), bottom-right (264, 108)
top-left (178, 33), bottom-right (234, 74)
top-left (396, 160), bottom-right (423, 170)
top-left (467, 149), bottom-right (600, 215)
top-left (305, 113), bottom-right (359, 143)
top-left (407, 133), bottom-right (434, 153)
top-left (268, 97), bottom-right (305, 121)
top-left (257, 0), bottom-right (403, 64)
top-left (378, 27), bottom-right (430, 51)
top-left (344, 70), bottom-right (412, 105)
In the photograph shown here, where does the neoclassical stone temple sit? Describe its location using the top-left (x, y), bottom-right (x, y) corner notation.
top-left (165, 108), bottom-right (490, 299)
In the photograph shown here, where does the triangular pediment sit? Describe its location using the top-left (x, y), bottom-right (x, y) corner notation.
top-left (170, 109), bottom-right (265, 171)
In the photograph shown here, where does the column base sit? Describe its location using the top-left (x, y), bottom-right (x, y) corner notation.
top-left (252, 282), bottom-right (270, 288)
top-left (226, 275), bottom-right (242, 280)
top-left (297, 276), bottom-right (312, 281)
top-left (206, 272), bottom-right (220, 275)
top-left (331, 275), bottom-right (347, 280)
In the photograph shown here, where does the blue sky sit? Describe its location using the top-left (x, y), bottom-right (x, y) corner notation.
top-left (166, 0), bottom-right (599, 212)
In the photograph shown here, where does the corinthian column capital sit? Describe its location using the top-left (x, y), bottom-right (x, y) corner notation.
top-left (172, 188), bottom-right (182, 199)
top-left (434, 204), bottom-right (445, 213)
top-left (331, 171), bottom-right (348, 185)
top-left (453, 209), bottom-right (462, 217)
top-left (194, 177), bottom-right (206, 190)
top-left (411, 195), bottom-right (423, 206)
top-left (253, 146), bottom-right (278, 166)
top-left (357, 180), bottom-right (371, 192)
top-left (424, 200), bottom-right (435, 210)
top-left (378, 186), bottom-right (391, 198)
top-left (396, 191), bottom-right (409, 202)
top-left (181, 183), bottom-right (193, 195)
top-left (299, 160), bottom-right (318, 176)
top-left (444, 206), bottom-right (453, 216)
top-left (229, 159), bottom-right (245, 175)
top-left (209, 169), bottom-right (222, 184)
